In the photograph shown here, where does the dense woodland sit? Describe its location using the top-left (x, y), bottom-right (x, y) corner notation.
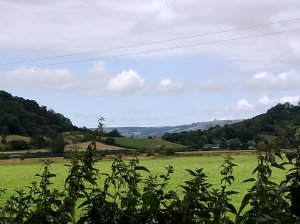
top-left (163, 102), bottom-right (300, 149)
top-left (0, 90), bottom-right (78, 136)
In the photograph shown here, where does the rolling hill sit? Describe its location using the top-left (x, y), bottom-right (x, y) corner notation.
top-left (104, 119), bottom-right (242, 138)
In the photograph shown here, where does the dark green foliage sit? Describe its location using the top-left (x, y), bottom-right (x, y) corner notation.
top-left (0, 90), bottom-right (78, 136)
top-left (5, 140), bottom-right (29, 151)
top-left (158, 145), bottom-right (175, 155)
top-left (50, 133), bottom-right (65, 154)
top-left (219, 137), bottom-right (227, 149)
top-left (107, 129), bottom-right (122, 137)
top-left (0, 130), bottom-right (300, 223)
top-left (228, 138), bottom-right (242, 150)
top-left (0, 135), bottom-right (7, 144)
top-left (30, 135), bottom-right (48, 148)
top-left (105, 137), bottom-right (116, 145)
top-left (163, 102), bottom-right (300, 149)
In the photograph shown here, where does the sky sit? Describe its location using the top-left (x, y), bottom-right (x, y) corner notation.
top-left (0, 0), bottom-right (300, 128)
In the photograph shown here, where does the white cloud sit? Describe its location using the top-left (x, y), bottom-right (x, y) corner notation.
top-left (236, 99), bottom-right (253, 110)
top-left (1, 0), bottom-right (300, 69)
top-left (108, 70), bottom-right (145, 94)
top-left (247, 71), bottom-right (300, 91)
top-left (258, 95), bottom-right (272, 104)
top-left (0, 67), bottom-right (75, 91)
top-left (151, 78), bottom-right (186, 94)
top-left (0, 62), bottom-right (189, 96)
top-left (280, 95), bottom-right (300, 104)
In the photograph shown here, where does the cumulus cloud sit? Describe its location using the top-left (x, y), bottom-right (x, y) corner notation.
top-left (258, 95), bottom-right (272, 104)
top-left (280, 95), bottom-right (300, 104)
top-left (149, 78), bottom-right (186, 94)
top-left (107, 70), bottom-right (145, 94)
top-left (236, 99), bottom-right (253, 110)
top-left (0, 67), bottom-right (75, 91)
top-left (0, 62), bottom-right (188, 96)
top-left (246, 71), bottom-right (300, 91)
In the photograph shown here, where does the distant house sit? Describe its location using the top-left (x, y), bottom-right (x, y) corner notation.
top-left (203, 144), bottom-right (220, 150)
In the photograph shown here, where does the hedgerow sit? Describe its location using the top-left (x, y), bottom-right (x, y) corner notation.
top-left (0, 132), bottom-right (299, 223)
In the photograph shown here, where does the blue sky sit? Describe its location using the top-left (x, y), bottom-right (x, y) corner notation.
top-left (1, 0), bottom-right (300, 127)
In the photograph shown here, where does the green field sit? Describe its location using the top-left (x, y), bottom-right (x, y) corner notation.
top-left (102, 136), bottom-right (186, 150)
top-left (0, 154), bottom-right (288, 210)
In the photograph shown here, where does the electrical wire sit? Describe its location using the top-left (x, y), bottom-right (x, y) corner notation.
top-left (1, 18), bottom-right (300, 66)
top-left (1, 27), bottom-right (300, 71)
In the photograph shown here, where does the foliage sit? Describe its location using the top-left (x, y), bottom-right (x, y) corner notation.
top-left (5, 140), bottom-right (29, 151)
top-left (163, 102), bottom-right (300, 149)
top-left (107, 129), bottom-right (122, 137)
top-left (30, 135), bottom-right (48, 149)
top-left (0, 135), bottom-right (7, 145)
top-left (105, 137), bottom-right (116, 145)
top-left (0, 90), bottom-right (78, 137)
top-left (50, 132), bottom-right (65, 154)
top-left (0, 128), bottom-right (300, 223)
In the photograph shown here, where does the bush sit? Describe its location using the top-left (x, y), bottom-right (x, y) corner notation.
top-left (50, 133), bottom-right (65, 154)
top-left (105, 137), bottom-right (116, 145)
top-left (5, 140), bottom-right (29, 151)
top-left (30, 135), bottom-right (48, 149)
top-left (0, 130), bottom-right (300, 223)
top-left (158, 145), bottom-right (175, 155)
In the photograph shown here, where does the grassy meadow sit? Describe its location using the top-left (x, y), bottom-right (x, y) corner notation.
top-left (102, 136), bottom-right (186, 150)
top-left (0, 154), bottom-right (289, 209)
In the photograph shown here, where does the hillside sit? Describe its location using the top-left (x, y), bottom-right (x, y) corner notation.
top-left (163, 102), bottom-right (300, 149)
top-left (0, 90), bottom-right (78, 136)
top-left (105, 119), bottom-right (242, 138)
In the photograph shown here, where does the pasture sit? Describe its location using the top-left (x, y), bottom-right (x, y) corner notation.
top-left (0, 154), bottom-right (288, 209)
top-left (102, 136), bottom-right (186, 150)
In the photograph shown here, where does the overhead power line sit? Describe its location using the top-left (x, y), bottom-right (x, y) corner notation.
top-left (1, 18), bottom-right (300, 66)
top-left (1, 27), bottom-right (300, 72)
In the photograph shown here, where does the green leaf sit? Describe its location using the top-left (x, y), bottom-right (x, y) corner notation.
top-left (238, 193), bottom-right (252, 215)
top-left (185, 169), bottom-right (196, 176)
top-left (242, 178), bottom-right (256, 183)
top-left (227, 190), bottom-right (238, 195)
top-left (77, 216), bottom-right (88, 224)
top-left (134, 166), bottom-right (150, 173)
top-left (227, 202), bottom-right (237, 214)
top-left (271, 163), bottom-right (285, 170)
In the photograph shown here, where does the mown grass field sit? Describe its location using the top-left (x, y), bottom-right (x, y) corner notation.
top-left (0, 154), bottom-right (288, 210)
top-left (102, 137), bottom-right (186, 150)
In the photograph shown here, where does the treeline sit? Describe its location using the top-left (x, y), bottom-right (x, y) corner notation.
top-left (0, 90), bottom-right (79, 136)
top-left (163, 102), bottom-right (300, 150)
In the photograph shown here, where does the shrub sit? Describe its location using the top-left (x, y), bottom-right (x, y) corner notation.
top-left (30, 135), bottom-right (48, 149)
top-left (158, 145), bottom-right (175, 155)
top-left (5, 140), bottom-right (29, 151)
top-left (105, 137), bottom-right (116, 145)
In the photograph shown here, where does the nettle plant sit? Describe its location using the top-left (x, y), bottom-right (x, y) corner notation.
top-left (0, 132), bottom-right (300, 223)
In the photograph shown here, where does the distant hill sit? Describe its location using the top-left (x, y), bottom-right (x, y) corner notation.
top-left (0, 90), bottom-right (78, 136)
top-left (162, 102), bottom-right (300, 149)
top-left (105, 119), bottom-right (242, 138)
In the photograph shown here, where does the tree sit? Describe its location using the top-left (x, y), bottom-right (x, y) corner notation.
top-left (108, 129), bottom-right (122, 137)
top-left (50, 133), bottom-right (65, 154)
top-left (1, 135), bottom-right (7, 145)
top-left (219, 137), bottom-right (227, 149)
top-left (30, 135), bottom-right (48, 149)
top-left (105, 137), bottom-right (116, 145)
top-left (228, 138), bottom-right (241, 150)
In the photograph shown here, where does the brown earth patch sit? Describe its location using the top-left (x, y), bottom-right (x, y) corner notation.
top-left (65, 141), bottom-right (126, 151)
